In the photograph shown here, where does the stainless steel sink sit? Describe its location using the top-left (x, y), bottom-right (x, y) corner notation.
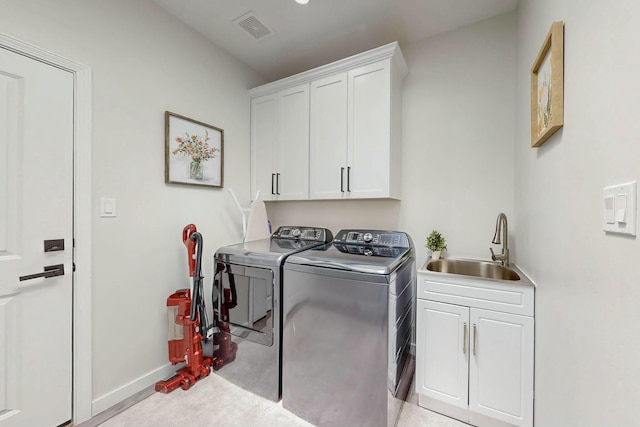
top-left (426, 258), bottom-right (521, 281)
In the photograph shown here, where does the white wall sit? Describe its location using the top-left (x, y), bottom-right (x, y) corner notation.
top-left (0, 0), bottom-right (262, 414)
top-left (515, 1), bottom-right (640, 426)
top-left (267, 11), bottom-right (517, 266)
top-left (400, 11), bottom-right (516, 264)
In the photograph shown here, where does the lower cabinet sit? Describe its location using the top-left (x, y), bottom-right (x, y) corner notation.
top-left (416, 271), bottom-right (534, 427)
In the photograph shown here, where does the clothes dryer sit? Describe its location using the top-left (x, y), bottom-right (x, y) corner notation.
top-left (213, 226), bottom-right (333, 402)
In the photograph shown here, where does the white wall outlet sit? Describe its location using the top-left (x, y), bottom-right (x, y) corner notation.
top-left (603, 181), bottom-right (637, 236)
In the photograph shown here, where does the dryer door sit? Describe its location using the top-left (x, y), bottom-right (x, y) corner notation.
top-left (215, 262), bottom-right (275, 346)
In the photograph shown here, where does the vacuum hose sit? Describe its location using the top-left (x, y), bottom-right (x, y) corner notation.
top-left (213, 262), bottom-right (237, 324)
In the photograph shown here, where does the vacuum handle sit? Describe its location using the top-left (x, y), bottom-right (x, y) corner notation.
top-left (189, 231), bottom-right (204, 322)
top-left (182, 224), bottom-right (197, 277)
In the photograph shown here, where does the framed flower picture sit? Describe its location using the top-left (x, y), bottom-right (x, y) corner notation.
top-left (531, 21), bottom-right (564, 148)
top-left (165, 111), bottom-right (224, 188)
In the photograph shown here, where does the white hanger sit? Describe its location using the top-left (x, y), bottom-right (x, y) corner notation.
top-left (228, 189), bottom-right (260, 242)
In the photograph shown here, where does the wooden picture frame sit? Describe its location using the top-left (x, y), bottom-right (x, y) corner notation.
top-left (531, 21), bottom-right (564, 148)
top-left (165, 111), bottom-right (224, 188)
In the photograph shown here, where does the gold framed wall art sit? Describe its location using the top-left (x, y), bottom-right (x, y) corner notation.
top-left (165, 111), bottom-right (224, 188)
top-left (531, 21), bottom-right (564, 148)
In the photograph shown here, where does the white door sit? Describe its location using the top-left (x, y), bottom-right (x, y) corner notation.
top-left (469, 308), bottom-right (534, 427)
top-left (416, 300), bottom-right (469, 411)
top-left (309, 72), bottom-right (348, 199)
top-left (0, 47), bottom-right (74, 427)
top-left (277, 84), bottom-right (309, 200)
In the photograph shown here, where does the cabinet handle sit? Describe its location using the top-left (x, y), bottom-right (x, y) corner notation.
top-left (473, 323), bottom-right (477, 356)
top-left (271, 173), bottom-right (275, 195)
top-left (463, 322), bottom-right (467, 355)
top-left (347, 166), bottom-right (351, 192)
top-left (276, 173), bottom-right (280, 195)
top-left (340, 167), bottom-right (345, 192)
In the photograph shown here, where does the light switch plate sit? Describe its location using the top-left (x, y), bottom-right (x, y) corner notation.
top-left (100, 198), bottom-right (117, 218)
top-left (603, 181), bottom-right (637, 236)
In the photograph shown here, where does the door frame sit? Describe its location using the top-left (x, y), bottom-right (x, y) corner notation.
top-left (0, 33), bottom-right (93, 424)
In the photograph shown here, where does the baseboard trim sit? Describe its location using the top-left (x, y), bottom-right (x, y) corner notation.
top-left (91, 363), bottom-right (176, 416)
top-left (77, 385), bottom-right (154, 427)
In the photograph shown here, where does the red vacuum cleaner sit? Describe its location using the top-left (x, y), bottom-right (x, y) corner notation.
top-left (155, 224), bottom-right (214, 393)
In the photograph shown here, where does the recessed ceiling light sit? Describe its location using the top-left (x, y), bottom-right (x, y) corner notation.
top-left (295, 0), bottom-right (309, 4)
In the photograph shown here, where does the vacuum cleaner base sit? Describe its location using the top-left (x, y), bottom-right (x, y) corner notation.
top-left (155, 356), bottom-right (213, 393)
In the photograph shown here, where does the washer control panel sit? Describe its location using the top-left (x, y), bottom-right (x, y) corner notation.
top-left (333, 229), bottom-right (412, 248)
top-left (333, 243), bottom-right (403, 257)
top-left (272, 226), bottom-right (333, 243)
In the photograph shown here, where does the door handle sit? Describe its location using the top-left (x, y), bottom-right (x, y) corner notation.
top-left (347, 166), bottom-right (351, 192)
top-left (271, 173), bottom-right (275, 195)
top-left (341, 167), bottom-right (345, 192)
top-left (276, 173), bottom-right (280, 195)
top-left (19, 264), bottom-right (65, 282)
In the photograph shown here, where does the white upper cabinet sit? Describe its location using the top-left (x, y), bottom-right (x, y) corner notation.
top-left (309, 72), bottom-right (348, 199)
top-left (250, 42), bottom-right (406, 201)
top-left (250, 84), bottom-right (310, 201)
top-left (277, 84), bottom-right (310, 200)
top-left (251, 93), bottom-right (277, 201)
top-left (347, 60), bottom-right (394, 199)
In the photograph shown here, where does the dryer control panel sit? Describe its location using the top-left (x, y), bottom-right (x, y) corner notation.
top-left (333, 229), bottom-right (412, 248)
top-left (272, 226), bottom-right (333, 243)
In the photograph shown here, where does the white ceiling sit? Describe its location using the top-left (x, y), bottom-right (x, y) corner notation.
top-left (154, 0), bottom-right (518, 82)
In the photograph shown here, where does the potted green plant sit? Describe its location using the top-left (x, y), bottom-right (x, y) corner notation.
top-left (426, 230), bottom-right (447, 260)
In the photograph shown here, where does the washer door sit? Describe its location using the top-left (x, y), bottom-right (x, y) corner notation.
top-left (215, 262), bottom-right (274, 346)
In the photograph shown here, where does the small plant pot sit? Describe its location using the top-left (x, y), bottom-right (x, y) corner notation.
top-left (431, 251), bottom-right (441, 260)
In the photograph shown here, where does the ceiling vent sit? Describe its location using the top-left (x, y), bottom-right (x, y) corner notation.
top-left (233, 11), bottom-right (275, 41)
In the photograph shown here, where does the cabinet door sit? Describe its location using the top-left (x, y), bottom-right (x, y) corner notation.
top-left (347, 60), bottom-right (391, 198)
top-left (309, 73), bottom-right (348, 199)
top-left (251, 94), bottom-right (277, 200)
top-left (469, 309), bottom-right (534, 427)
top-left (416, 300), bottom-right (469, 411)
top-left (277, 84), bottom-right (310, 200)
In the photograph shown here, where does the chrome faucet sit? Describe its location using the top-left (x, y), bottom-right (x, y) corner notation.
top-left (490, 213), bottom-right (509, 266)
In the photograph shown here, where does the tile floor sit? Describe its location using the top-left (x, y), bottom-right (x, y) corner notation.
top-left (90, 373), bottom-right (468, 427)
